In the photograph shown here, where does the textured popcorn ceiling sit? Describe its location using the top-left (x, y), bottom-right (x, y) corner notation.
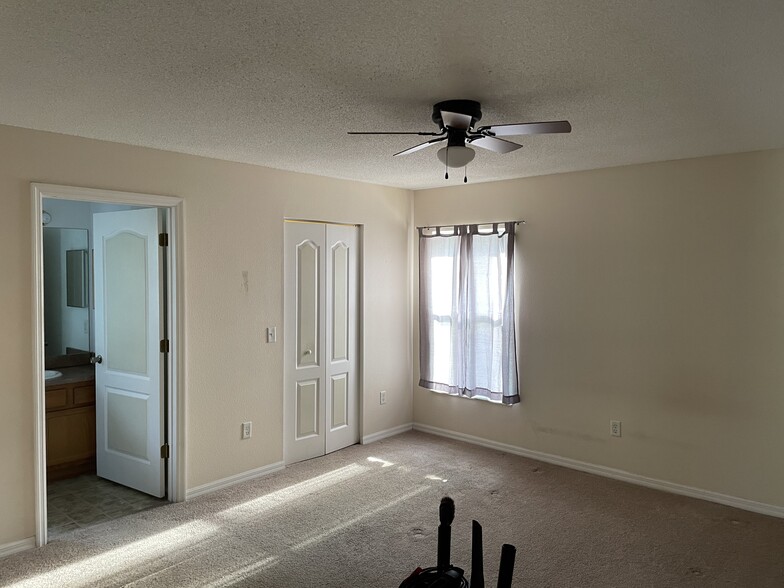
top-left (0, 1), bottom-right (782, 189)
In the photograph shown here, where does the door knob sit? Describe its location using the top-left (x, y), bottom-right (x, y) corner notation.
top-left (90, 354), bottom-right (103, 364)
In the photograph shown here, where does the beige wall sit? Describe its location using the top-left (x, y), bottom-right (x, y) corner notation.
top-left (0, 124), bottom-right (413, 546)
top-left (413, 150), bottom-right (784, 508)
top-left (2, 123), bottom-right (780, 547)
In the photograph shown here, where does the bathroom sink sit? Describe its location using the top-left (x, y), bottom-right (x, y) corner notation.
top-left (44, 370), bottom-right (62, 380)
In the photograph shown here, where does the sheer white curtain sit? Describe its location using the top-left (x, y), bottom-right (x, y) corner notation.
top-left (418, 222), bottom-right (519, 404)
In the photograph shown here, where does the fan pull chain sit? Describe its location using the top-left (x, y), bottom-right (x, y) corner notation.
top-left (444, 148), bottom-right (449, 180)
top-left (464, 166), bottom-right (468, 183)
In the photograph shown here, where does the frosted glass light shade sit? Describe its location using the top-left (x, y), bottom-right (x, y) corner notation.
top-left (436, 145), bottom-right (475, 168)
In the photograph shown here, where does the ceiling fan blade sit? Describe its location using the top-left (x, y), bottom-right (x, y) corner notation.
top-left (477, 120), bottom-right (572, 136)
top-left (348, 131), bottom-right (444, 136)
top-left (393, 137), bottom-right (446, 157)
top-left (468, 136), bottom-right (522, 154)
top-left (441, 110), bottom-right (472, 130)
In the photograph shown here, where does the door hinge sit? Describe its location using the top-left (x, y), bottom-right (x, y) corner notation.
top-left (160, 339), bottom-right (170, 353)
top-left (161, 443), bottom-right (170, 459)
top-left (159, 233), bottom-right (169, 247)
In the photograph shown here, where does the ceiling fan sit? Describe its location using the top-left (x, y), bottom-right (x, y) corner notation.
top-left (348, 99), bottom-right (571, 181)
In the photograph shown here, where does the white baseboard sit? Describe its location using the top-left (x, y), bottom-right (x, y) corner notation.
top-left (361, 422), bottom-right (413, 445)
top-left (0, 537), bottom-right (35, 559)
top-left (413, 423), bottom-right (784, 519)
top-left (186, 424), bottom-right (417, 499)
top-left (186, 461), bottom-right (285, 500)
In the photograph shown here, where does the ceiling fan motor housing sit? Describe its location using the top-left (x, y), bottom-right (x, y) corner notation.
top-left (431, 99), bottom-right (482, 130)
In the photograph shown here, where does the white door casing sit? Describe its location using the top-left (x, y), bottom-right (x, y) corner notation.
top-left (284, 221), bottom-right (359, 464)
top-left (94, 208), bottom-right (165, 497)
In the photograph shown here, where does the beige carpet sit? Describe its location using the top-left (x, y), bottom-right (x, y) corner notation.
top-left (1, 431), bottom-right (783, 587)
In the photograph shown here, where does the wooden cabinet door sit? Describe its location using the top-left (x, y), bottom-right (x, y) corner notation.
top-left (46, 407), bottom-right (96, 466)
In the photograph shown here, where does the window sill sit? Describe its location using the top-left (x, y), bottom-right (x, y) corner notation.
top-left (419, 386), bottom-right (516, 406)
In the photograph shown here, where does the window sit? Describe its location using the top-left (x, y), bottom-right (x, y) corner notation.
top-left (418, 222), bottom-right (520, 405)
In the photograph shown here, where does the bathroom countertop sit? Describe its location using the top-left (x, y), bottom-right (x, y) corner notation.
top-left (45, 365), bottom-right (95, 388)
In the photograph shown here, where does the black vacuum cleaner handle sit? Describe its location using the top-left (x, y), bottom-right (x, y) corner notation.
top-left (471, 520), bottom-right (485, 588)
top-left (496, 544), bottom-right (516, 588)
top-left (437, 497), bottom-right (455, 570)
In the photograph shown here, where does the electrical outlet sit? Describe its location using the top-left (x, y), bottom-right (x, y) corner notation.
top-left (610, 420), bottom-right (622, 437)
top-left (242, 421), bottom-right (252, 439)
top-left (379, 390), bottom-right (387, 405)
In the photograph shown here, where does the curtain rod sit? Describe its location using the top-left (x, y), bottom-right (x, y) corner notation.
top-left (416, 220), bottom-right (524, 230)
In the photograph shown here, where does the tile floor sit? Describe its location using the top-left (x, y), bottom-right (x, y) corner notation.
top-left (47, 475), bottom-right (166, 539)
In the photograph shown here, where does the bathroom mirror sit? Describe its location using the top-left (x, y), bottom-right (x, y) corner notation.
top-left (44, 228), bottom-right (90, 357)
top-left (66, 249), bottom-right (88, 308)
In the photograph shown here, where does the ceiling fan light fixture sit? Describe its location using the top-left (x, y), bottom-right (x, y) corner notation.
top-left (437, 145), bottom-right (475, 168)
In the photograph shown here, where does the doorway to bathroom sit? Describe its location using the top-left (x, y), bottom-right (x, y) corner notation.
top-left (32, 184), bottom-right (184, 546)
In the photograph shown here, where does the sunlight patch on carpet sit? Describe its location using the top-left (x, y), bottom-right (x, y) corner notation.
top-left (293, 486), bottom-right (430, 551)
top-left (7, 521), bottom-right (217, 588)
top-left (203, 555), bottom-right (281, 588)
top-left (367, 456), bottom-right (395, 467)
top-left (218, 463), bottom-right (369, 521)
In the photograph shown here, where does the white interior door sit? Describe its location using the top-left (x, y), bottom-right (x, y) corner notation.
top-left (284, 221), bottom-right (359, 464)
top-left (325, 224), bottom-right (358, 453)
top-left (93, 208), bottom-right (165, 497)
top-left (284, 221), bottom-right (326, 463)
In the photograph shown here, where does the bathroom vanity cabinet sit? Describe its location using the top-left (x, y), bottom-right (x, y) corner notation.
top-left (45, 367), bottom-right (96, 481)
